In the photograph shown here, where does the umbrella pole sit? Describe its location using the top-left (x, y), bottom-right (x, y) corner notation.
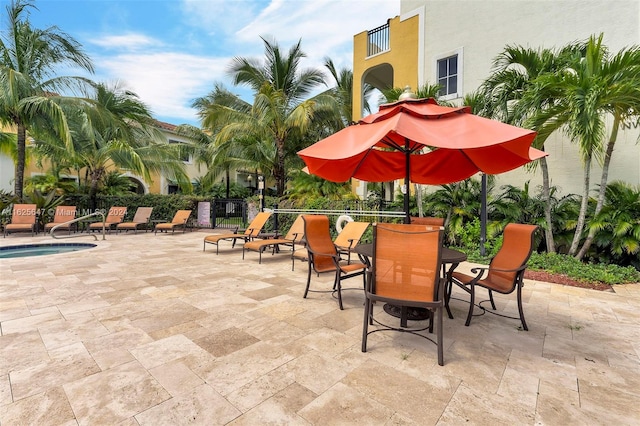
top-left (404, 138), bottom-right (410, 224)
top-left (480, 174), bottom-right (487, 256)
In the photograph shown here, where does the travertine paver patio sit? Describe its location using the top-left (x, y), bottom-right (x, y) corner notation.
top-left (0, 229), bottom-right (639, 425)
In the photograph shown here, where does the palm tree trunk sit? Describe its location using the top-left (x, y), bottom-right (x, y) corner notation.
top-left (275, 139), bottom-right (286, 197)
top-left (14, 123), bottom-right (27, 200)
top-left (576, 118), bottom-right (620, 259)
top-left (225, 168), bottom-right (230, 198)
top-left (88, 168), bottom-right (103, 211)
top-left (569, 155), bottom-right (592, 256)
top-left (415, 183), bottom-right (423, 217)
top-left (539, 156), bottom-right (556, 253)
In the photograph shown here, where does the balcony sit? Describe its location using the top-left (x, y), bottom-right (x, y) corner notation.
top-left (367, 21), bottom-right (390, 57)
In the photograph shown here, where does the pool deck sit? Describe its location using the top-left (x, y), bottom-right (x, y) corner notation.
top-left (1, 230), bottom-right (639, 425)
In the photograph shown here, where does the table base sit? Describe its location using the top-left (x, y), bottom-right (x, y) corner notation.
top-left (383, 304), bottom-right (431, 321)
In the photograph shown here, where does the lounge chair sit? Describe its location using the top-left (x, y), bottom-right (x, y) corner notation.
top-left (292, 219), bottom-right (370, 270)
top-left (154, 210), bottom-right (192, 234)
top-left (3, 204), bottom-right (37, 237)
top-left (45, 205), bottom-right (77, 235)
top-left (301, 214), bottom-right (367, 310)
top-left (242, 215), bottom-right (305, 263)
top-left (203, 211), bottom-right (272, 254)
top-left (117, 207), bottom-right (153, 234)
top-left (89, 206), bottom-right (127, 234)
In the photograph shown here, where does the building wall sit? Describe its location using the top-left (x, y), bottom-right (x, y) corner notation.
top-left (0, 154), bottom-right (13, 192)
top-left (406, 0), bottom-right (639, 194)
top-left (353, 15), bottom-right (419, 117)
top-left (353, 0), bottom-right (640, 197)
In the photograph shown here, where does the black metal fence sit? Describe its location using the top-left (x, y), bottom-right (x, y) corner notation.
top-left (211, 199), bottom-right (247, 229)
top-left (367, 21), bottom-right (390, 57)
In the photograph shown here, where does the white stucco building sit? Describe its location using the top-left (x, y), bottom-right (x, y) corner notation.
top-left (353, 0), bottom-right (640, 197)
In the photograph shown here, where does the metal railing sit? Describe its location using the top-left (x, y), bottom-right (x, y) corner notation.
top-left (367, 21), bottom-right (390, 57)
top-left (271, 208), bottom-right (405, 219)
top-left (50, 211), bottom-right (106, 241)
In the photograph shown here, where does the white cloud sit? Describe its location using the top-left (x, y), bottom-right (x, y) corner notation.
top-left (180, 0), bottom-right (399, 69)
top-left (81, 0), bottom-right (400, 125)
top-left (95, 52), bottom-right (231, 124)
top-left (89, 33), bottom-right (162, 51)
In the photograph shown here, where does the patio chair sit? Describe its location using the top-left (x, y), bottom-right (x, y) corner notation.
top-left (117, 207), bottom-right (153, 234)
top-left (243, 215), bottom-right (305, 263)
top-left (333, 221), bottom-right (370, 264)
top-left (89, 206), bottom-right (127, 234)
top-left (451, 223), bottom-right (538, 330)
top-left (361, 223), bottom-right (446, 365)
top-left (410, 216), bottom-right (445, 227)
top-left (44, 205), bottom-right (77, 235)
top-left (301, 215), bottom-right (367, 310)
top-left (154, 210), bottom-right (192, 234)
top-left (203, 211), bottom-right (272, 254)
top-left (3, 204), bottom-right (37, 237)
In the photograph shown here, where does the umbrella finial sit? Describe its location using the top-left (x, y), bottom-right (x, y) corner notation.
top-left (399, 86), bottom-right (417, 100)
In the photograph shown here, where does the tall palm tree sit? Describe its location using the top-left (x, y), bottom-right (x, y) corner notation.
top-left (0, 0), bottom-right (94, 199)
top-left (526, 34), bottom-right (640, 258)
top-left (480, 43), bottom-right (581, 253)
top-left (218, 37), bottom-right (336, 196)
top-left (190, 82), bottom-right (277, 197)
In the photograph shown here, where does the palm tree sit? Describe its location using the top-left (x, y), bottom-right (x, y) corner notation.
top-left (34, 83), bottom-right (188, 207)
top-left (425, 178), bottom-right (485, 246)
top-left (286, 169), bottom-right (356, 204)
top-left (480, 43), bottom-right (581, 253)
top-left (526, 35), bottom-right (640, 258)
top-left (190, 82), bottom-right (277, 197)
top-left (218, 37), bottom-right (337, 196)
top-left (0, 0), bottom-right (94, 199)
top-left (322, 57), bottom-right (374, 126)
top-left (587, 181), bottom-right (640, 268)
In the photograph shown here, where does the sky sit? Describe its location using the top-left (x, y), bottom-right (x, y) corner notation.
top-left (17, 0), bottom-right (400, 126)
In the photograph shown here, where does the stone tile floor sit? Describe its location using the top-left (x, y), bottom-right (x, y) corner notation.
top-left (0, 230), bottom-right (639, 425)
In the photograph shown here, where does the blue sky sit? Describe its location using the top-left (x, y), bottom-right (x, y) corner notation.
top-left (18, 0), bottom-right (399, 126)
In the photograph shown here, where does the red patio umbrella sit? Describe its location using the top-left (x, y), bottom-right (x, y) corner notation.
top-left (298, 97), bottom-right (546, 224)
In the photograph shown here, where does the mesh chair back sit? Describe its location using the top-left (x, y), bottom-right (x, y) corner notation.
top-left (10, 204), bottom-right (36, 225)
top-left (105, 207), bottom-right (127, 224)
top-left (283, 215), bottom-right (305, 242)
top-left (410, 216), bottom-right (445, 227)
top-left (52, 206), bottom-right (76, 223)
top-left (243, 211), bottom-right (272, 237)
top-left (302, 215), bottom-right (337, 272)
top-left (487, 223), bottom-right (538, 292)
top-left (334, 221), bottom-right (369, 249)
top-left (131, 207), bottom-right (153, 224)
top-left (372, 223), bottom-right (443, 303)
top-left (171, 210), bottom-right (191, 224)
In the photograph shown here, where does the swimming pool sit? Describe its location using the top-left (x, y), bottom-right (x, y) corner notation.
top-left (0, 243), bottom-right (97, 259)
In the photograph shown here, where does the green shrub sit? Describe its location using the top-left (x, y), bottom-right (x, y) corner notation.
top-left (527, 252), bottom-right (639, 285)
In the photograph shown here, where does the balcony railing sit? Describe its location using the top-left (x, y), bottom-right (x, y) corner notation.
top-left (367, 21), bottom-right (390, 57)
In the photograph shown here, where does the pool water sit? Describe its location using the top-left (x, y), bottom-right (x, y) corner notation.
top-left (0, 243), bottom-right (97, 259)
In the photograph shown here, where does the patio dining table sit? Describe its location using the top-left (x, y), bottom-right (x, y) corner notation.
top-left (353, 243), bottom-right (467, 325)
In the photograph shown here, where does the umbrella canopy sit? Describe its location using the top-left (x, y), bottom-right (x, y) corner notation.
top-left (299, 98), bottom-right (546, 185)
